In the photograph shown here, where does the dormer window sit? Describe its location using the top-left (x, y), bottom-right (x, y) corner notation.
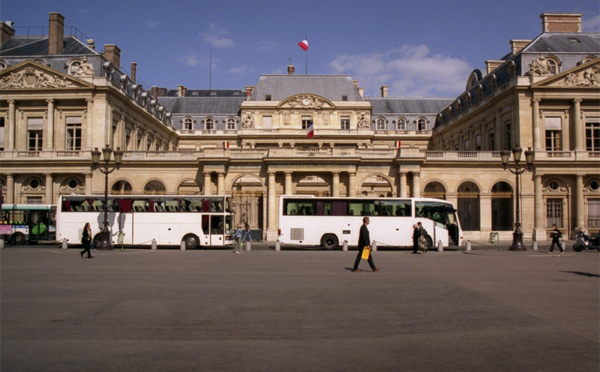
top-left (205, 118), bottom-right (214, 130)
top-left (183, 117), bottom-right (193, 130)
top-left (342, 95), bottom-right (348, 101)
top-left (397, 118), bottom-right (406, 130)
top-left (265, 94), bottom-right (272, 101)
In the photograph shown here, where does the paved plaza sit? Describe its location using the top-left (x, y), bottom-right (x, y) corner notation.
top-left (1, 242), bottom-right (599, 371)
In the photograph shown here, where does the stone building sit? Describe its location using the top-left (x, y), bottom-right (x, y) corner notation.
top-left (1, 12), bottom-right (598, 242)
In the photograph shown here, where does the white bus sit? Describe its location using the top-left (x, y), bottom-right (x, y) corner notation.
top-left (1, 204), bottom-right (56, 244)
top-left (56, 195), bottom-right (233, 249)
top-left (278, 195), bottom-right (463, 249)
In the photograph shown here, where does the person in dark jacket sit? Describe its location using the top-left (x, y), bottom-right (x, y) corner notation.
top-left (412, 224), bottom-right (420, 254)
top-left (80, 222), bottom-right (93, 258)
top-left (549, 224), bottom-right (564, 254)
top-left (352, 217), bottom-right (380, 272)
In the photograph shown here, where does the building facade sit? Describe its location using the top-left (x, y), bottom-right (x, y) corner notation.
top-left (1, 12), bottom-right (598, 241)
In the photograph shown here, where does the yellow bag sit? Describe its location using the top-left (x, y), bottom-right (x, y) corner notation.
top-left (361, 246), bottom-right (371, 260)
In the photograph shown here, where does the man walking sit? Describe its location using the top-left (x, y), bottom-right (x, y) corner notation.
top-left (352, 217), bottom-right (380, 272)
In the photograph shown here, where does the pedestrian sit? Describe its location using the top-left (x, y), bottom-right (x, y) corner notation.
top-left (412, 223), bottom-right (420, 254)
top-left (549, 224), bottom-right (564, 254)
top-left (416, 221), bottom-right (427, 253)
top-left (352, 217), bottom-right (380, 272)
top-left (242, 223), bottom-right (253, 251)
top-left (232, 223), bottom-right (244, 254)
top-left (80, 222), bottom-right (93, 258)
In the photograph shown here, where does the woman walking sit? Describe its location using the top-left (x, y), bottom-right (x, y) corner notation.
top-left (80, 222), bottom-right (93, 258)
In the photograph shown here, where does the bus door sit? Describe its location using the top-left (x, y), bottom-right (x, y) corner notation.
top-left (29, 210), bottom-right (51, 242)
top-left (210, 215), bottom-right (225, 246)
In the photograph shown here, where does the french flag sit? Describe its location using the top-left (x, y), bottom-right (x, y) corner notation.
top-left (298, 39), bottom-right (308, 51)
top-left (307, 120), bottom-right (314, 139)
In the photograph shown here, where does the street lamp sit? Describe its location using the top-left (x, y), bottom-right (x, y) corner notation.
top-left (91, 145), bottom-right (123, 250)
top-left (501, 145), bottom-right (535, 251)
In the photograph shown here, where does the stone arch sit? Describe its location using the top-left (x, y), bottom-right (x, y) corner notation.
top-left (231, 173), bottom-right (267, 234)
top-left (177, 179), bottom-right (201, 195)
top-left (143, 179), bottom-right (166, 195)
top-left (296, 174), bottom-right (330, 196)
top-left (457, 180), bottom-right (481, 231)
top-left (423, 180), bottom-right (447, 199)
top-left (491, 181), bottom-right (514, 231)
top-left (358, 173), bottom-right (394, 197)
top-left (58, 175), bottom-right (85, 196)
top-left (111, 179), bottom-right (132, 195)
top-left (21, 175), bottom-right (45, 204)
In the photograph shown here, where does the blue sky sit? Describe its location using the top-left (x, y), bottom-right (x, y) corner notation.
top-left (2, 0), bottom-right (599, 97)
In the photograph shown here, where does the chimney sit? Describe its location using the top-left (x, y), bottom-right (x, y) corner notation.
top-left (510, 39), bottom-right (531, 55)
top-left (380, 85), bottom-right (388, 98)
top-left (103, 44), bottom-right (121, 69)
top-left (152, 86), bottom-right (158, 100)
top-left (48, 12), bottom-right (64, 54)
top-left (540, 13), bottom-right (582, 33)
top-left (1, 21), bottom-right (15, 44)
top-left (177, 85), bottom-right (187, 97)
top-left (130, 61), bottom-right (137, 83)
top-left (287, 65), bottom-right (295, 75)
top-left (245, 86), bottom-right (255, 98)
top-left (485, 60), bottom-right (504, 74)
top-left (86, 39), bottom-right (95, 50)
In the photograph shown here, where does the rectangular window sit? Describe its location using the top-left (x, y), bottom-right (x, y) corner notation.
top-left (545, 130), bottom-right (561, 151)
top-left (27, 196), bottom-right (43, 205)
top-left (585, 119), bottom-right (600, 152)
top-left (227, 119), bottom-right (236, 130)
top-left (0, 117), bottom-right (4, 151)
top-left (546, 198), bottom-right (563, 228)
top-left (27, 117), bottom-right (43, 151)
top-left (588, 199), bottom-right (600, 228)
top-left (505, 120), bottom-right (511, 149)
top-left (475, 135), bottom-right (481, 151)
top-left (489, 129), bottom-right (495, 151)
top-left (341, 117), bottom-right (350, 130)
top-left (66, 117), bottom-right (82, 151)
top-left (302, 116), bottom-right (312, 130)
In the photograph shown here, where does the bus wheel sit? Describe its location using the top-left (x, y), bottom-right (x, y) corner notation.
top-left (320, 234), bottom-right (339, 250)
top-left (183, 235), bottom-right (199, 250)
top-left (12, 232), bottom-right (26, 245)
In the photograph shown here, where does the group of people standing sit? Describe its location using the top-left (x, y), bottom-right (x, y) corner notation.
top-left (231, 223), bottom-right (253, 254)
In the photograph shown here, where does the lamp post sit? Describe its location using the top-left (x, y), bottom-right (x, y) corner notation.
top-left (91, 145), bottom-right (123, 250)
top-left (501, 145), bottom-right (535, 251)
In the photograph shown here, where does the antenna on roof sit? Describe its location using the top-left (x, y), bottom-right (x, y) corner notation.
top-left (209, 47), bottom-right (212, 90)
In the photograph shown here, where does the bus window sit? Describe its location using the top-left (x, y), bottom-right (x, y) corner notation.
top-left (284, 200), bottom-right (314, 215)
top-left (348, 202), bottom-right (363, 216)
top-left (316, 201), bottom-right (333, 216)
top-left (380, 200), bottom-right (411, 217)
top-left (415, 201), bottom-right (447, 226)
top-left (211, 215), bottom-right (224, 234)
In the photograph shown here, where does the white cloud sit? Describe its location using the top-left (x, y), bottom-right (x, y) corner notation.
top-left (203, 23), bottom-right (235, 48)
top-left (180, 54), bottom-right (204, 67)
top-left (146, 20), bottom-right (160, 30)
top-left (230, 65), bottom-right (254, 75)
top-left (329, 45), bottom-right (473, 97)
top-left (582, 13), bottom-right (600, 32)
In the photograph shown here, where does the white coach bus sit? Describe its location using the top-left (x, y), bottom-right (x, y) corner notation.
top-left (277, 195), bottom-right (463, 249)
top-left (56, 195), bottom-right (233, 249)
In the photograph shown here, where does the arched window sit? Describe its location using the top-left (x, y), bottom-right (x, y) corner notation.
top-left (67, 59), bottom-right (81, 75)
top-left (417, 118), bottom-right (427, 131)
top-left (546, 59), bottom-right (558, 74)
top-left (144, 180), bottom-right (166, 195)
top-left (376, 118), bottom-right (386, 131)
top-left (112, 180), bottom-right (132, 195)
top-left (183, 117), bottom-right (193, 130)
top-left (205, 118), bottom-right (214, 130)
top-left (227, 118), bottom-right (236, 130)
top-left (397, 118), bottom-right (406, 130)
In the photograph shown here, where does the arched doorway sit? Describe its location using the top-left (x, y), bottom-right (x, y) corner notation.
top-left (360, 175), bottom-right (393, 197)
top-left (231, 175), bottom-right (265, 239)
top-left (178, 180), bottom-right (201, 195)
top-left (457, 181), bottom-right (480, 231)
top-left (492, 182), bottom-right (513, 230)
top-left (112, 180), bottom-right (132, 195)
top-left (423, 181), bottom-right (446, 199)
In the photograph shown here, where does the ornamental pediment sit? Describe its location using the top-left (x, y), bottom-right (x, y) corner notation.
top-left (0, 60), bottom-right (92, 90)
top-left (278, 94), bottom-right (335, 109)
top-left (532, 58), bottom-right (600, 88)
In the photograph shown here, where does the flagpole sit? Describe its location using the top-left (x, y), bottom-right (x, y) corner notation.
top-left (305, 35), bottom-right (308, 74)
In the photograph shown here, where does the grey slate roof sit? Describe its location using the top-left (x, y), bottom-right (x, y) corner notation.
top-left (159, 97), bottom-right (245, 115)
top-left (522, 33), bottom-right (600, 54)
top-left (165, 89), bottom-right (245, 97)
top-left (251, 75), bottom-right (364, 101)
top-left (0, 35), bottom-right (96, 56)
top-left (368, 97), bottom-right (454, 114)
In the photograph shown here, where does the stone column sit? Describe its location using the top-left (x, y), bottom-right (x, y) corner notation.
top-left (217, 172), bottom-right (225, 195)
top-left (86, 99), bottom-right (93, 150)
top-left (411, 171), bottom-right (421, 198)
top-left (533, 174), bottom-right (546, 241)
top-left (398, 171), bottom-right (407, 198)
top-left (332, 172), bottom-right (340, 197)
top-left (267, 171), bottom-right (277, 240)
top-left (204, 172), bottom-right (212, 195)
top-left (7, 100), bottom-right (15, 150)
top-left (532, 98), bottom-right (541, 150)
top-left (348, 172), bottom-right (356, 197)
top-left (479, 193), bottom-right (492, 234)
top-left (575, 174), bottom-right (584, 230)
top-left (573, 99), bottom-right (583, 151)
top-left (45, 174), bottom-right (53, 204)
top-left (284, 172), bottom-right (293, 195)
top-left (85, 173), bottom-right (93, 195)
top-left (45, 99), bottom-right (54, 151)
top-left (6, 174), bottom-right (14, 203)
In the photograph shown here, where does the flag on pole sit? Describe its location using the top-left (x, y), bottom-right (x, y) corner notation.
top-left (298, 39), bottom-right (308, 51)
top-left (307, 120), bottom-right (314, 139)
top-left (395, 140), bottom-right (401, 148)
top-left (223, 141), bottom-right (229, 149)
